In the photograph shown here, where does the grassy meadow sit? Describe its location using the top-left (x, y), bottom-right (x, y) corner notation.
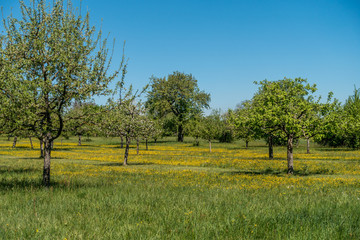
top-left (0, 136), bottom-right (360, 239)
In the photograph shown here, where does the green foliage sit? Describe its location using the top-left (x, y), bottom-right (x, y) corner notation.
top-left (1, 137), bottom-right (360, 239)
top-left (146, 71), bottom-right (210, 142)
top-left (252, 78), bottom-right (318, 138)
top-left (342, 87), bottom-right (360, 149)
top-left (251, 77), bottom-right (320, 173)
top-left (228, 100), bottom-right (257, 145)
top-left (199, 110), bottom-right (223, 142)
top-left (63, 101), bottom-right (103, 139)
top-left (315, 87), bottom-right (360, 149)
top-left (0, 0), bottom-right (122, 185)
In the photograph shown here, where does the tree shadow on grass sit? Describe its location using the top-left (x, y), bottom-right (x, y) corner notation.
top-left (223, 169), bottom-right (284, 176)
top-left (95, 162), bottom-right (154, 167)
top-left (317, 148), bottom-right (357, 152)
top-left (0, 168), bottom-right (39, 174)
top-left (223, 168), bottom-right (334, 177)
top-left (0, 177), bottom-right (110, 191)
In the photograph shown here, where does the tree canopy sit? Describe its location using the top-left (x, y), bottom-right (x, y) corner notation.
top-left (146, 71), bottom-right (210, 142)
top-left (0, 0), bottom-right (122, 186)
top-left (251, 78), bottom-right (320, 174)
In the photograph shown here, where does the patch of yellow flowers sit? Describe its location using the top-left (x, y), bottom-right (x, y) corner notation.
top-left (1, 140), bottom-right (360, 190)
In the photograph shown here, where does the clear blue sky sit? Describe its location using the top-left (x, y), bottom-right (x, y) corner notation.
top-left (2, 0), bottom-right (360, 111)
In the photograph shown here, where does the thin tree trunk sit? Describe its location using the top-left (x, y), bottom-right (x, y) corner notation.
top-left (136, 138), bottom-right (139, 155)
top-left (306, 137), bottom-right (310, 154)
top-left (177, 124), bottom-right (184, 142)
top-left (287, 135), bottom-right (294, 174)
top-left (154, 138), bottom-right (157, 144)
top-left (209, 139), bottom-right (212, 153)
top-left (40, 139), bottom-right (44, 158)
top-left (120, 136), bottom-right (124, 148)
top-left (268, 135), bottom-right (273, 160)
top-left (245, 140), bottom-right (249, 149)
top-left (42, 135), bottom-right (52, 187)
top-left (29, 137), bottom-right (34, 150)
top-left (78, 134), bottom-right (82, 146)
top-left (124, 136), bottom-right (130, 166)
top-left (7, 135), bottom-right (11, 141)
top-left (12, 136), bottom-right (17, 148)
top-left (146, 138), bottom-right (148, 150)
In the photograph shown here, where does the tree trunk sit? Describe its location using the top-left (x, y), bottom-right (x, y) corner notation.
top-left (12, 136), bottom-right (17, 148)
top-left (124, 136), bottom-right (130, 166)
top-left (42, 135), bottom-right (52, 187)
top-left (268, 135), bottom-right (273, 160)
top-left (78, 134), bottom-right (82, 146)
top-left (306, 137), bottom-right (310, 154)
top-left (209, 139), bottom-right (212, 153)
top-left (136, 138), bottom-right (139, 155)
top-left (177, 124), bottom-right (184, 142)
top-left (29, 137), bottom-right (34, 150)
top-left (154, 138), bottom-right (157, 144)
top-left (120, 136), bottom-right (124, 148)
top-left (245, 140), bottom-right (249, 149)
top-left (7, 135), bottom-right (11, 141)
top-left (40, 139), bottom-right (44, 158)
top-left (146, 138), bottom-right (148, 151)
top-left (287, 135), bottom-right (294, 174)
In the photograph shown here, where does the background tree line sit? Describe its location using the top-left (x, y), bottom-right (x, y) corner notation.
top-left (1, 0), bottom-right (359, 186)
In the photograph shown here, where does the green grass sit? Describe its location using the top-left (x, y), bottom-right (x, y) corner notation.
top-left (0, 136), bottom-right (360, 239)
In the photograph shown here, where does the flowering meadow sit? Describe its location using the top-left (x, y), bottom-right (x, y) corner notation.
top-left (1, 137), bottom-right (360, 239)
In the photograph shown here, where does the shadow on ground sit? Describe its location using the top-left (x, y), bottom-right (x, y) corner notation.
top-left (96, 162), bottom-right (154, 167)
top-left (222, 168), bottom-right (334, 176)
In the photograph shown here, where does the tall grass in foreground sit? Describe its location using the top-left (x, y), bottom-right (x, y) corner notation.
top-left (0, 137), bottom-right (360, 239)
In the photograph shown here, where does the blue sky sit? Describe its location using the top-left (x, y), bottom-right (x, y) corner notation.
top-left (2, 0), bottom-right (360, 111)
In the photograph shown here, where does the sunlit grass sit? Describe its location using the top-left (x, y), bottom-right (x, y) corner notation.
top-left (0, 136), bottom-right (360, 239)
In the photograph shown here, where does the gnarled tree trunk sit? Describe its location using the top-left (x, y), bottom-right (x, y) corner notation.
top-left (287, 135), bottom-right (294, 174)
top-left (268, 135), bottom-right (273, 160)
top-left (177, 124), bottom-right (184, 142)
top-left (136, 138), bottom-right (139, 155)
top-left (12, 136), bottom-right (17, 148)
top-left (124, 136), bottom-right (130, 166)
top-left (78, 134), bottom-right (82, 146)
top-left (306, 137), bottom-right (310, 154)
top-left (29, 137), bottom-right (34, 150)
top-left (245, 140), bottom-right (249, 149)
top-left (42, 134), bottom-right (52, 187)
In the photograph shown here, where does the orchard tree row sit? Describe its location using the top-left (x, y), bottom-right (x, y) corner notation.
top-left (1, 0), bottom-right (359, 186)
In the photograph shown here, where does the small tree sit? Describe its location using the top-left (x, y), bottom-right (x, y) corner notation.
top-left (199, 110), bottom-right (223, 153)
top-left (0, 0), bottom-right (121, 186)
top-left (228, 101), bottom-right (257, 149)
top-left (64, 102), bottom-right (103, 146)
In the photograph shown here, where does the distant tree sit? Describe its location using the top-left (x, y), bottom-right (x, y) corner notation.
top-left (199, 110), bottom-right (223, 152)
top-left (103, 81), bottom-right (147, 165)
top-left (185, 114), bottom-right (203, 146)
top-left (228, 100), bottom-right (257, 148)
top-left (314, 100), bottom-right (344, 147)
top-left (0, 0), bottom-right (121, 186)
top-left (64, 102), bottom-right (103, 146)
top-left (146, 71), bottom-right (210, 142)
top-left (252, 78), bottom-right (320, 174)
top-left (342, 87), bottom-right (360, 149)
top-left (301, 93), bottom-right (334, 154)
